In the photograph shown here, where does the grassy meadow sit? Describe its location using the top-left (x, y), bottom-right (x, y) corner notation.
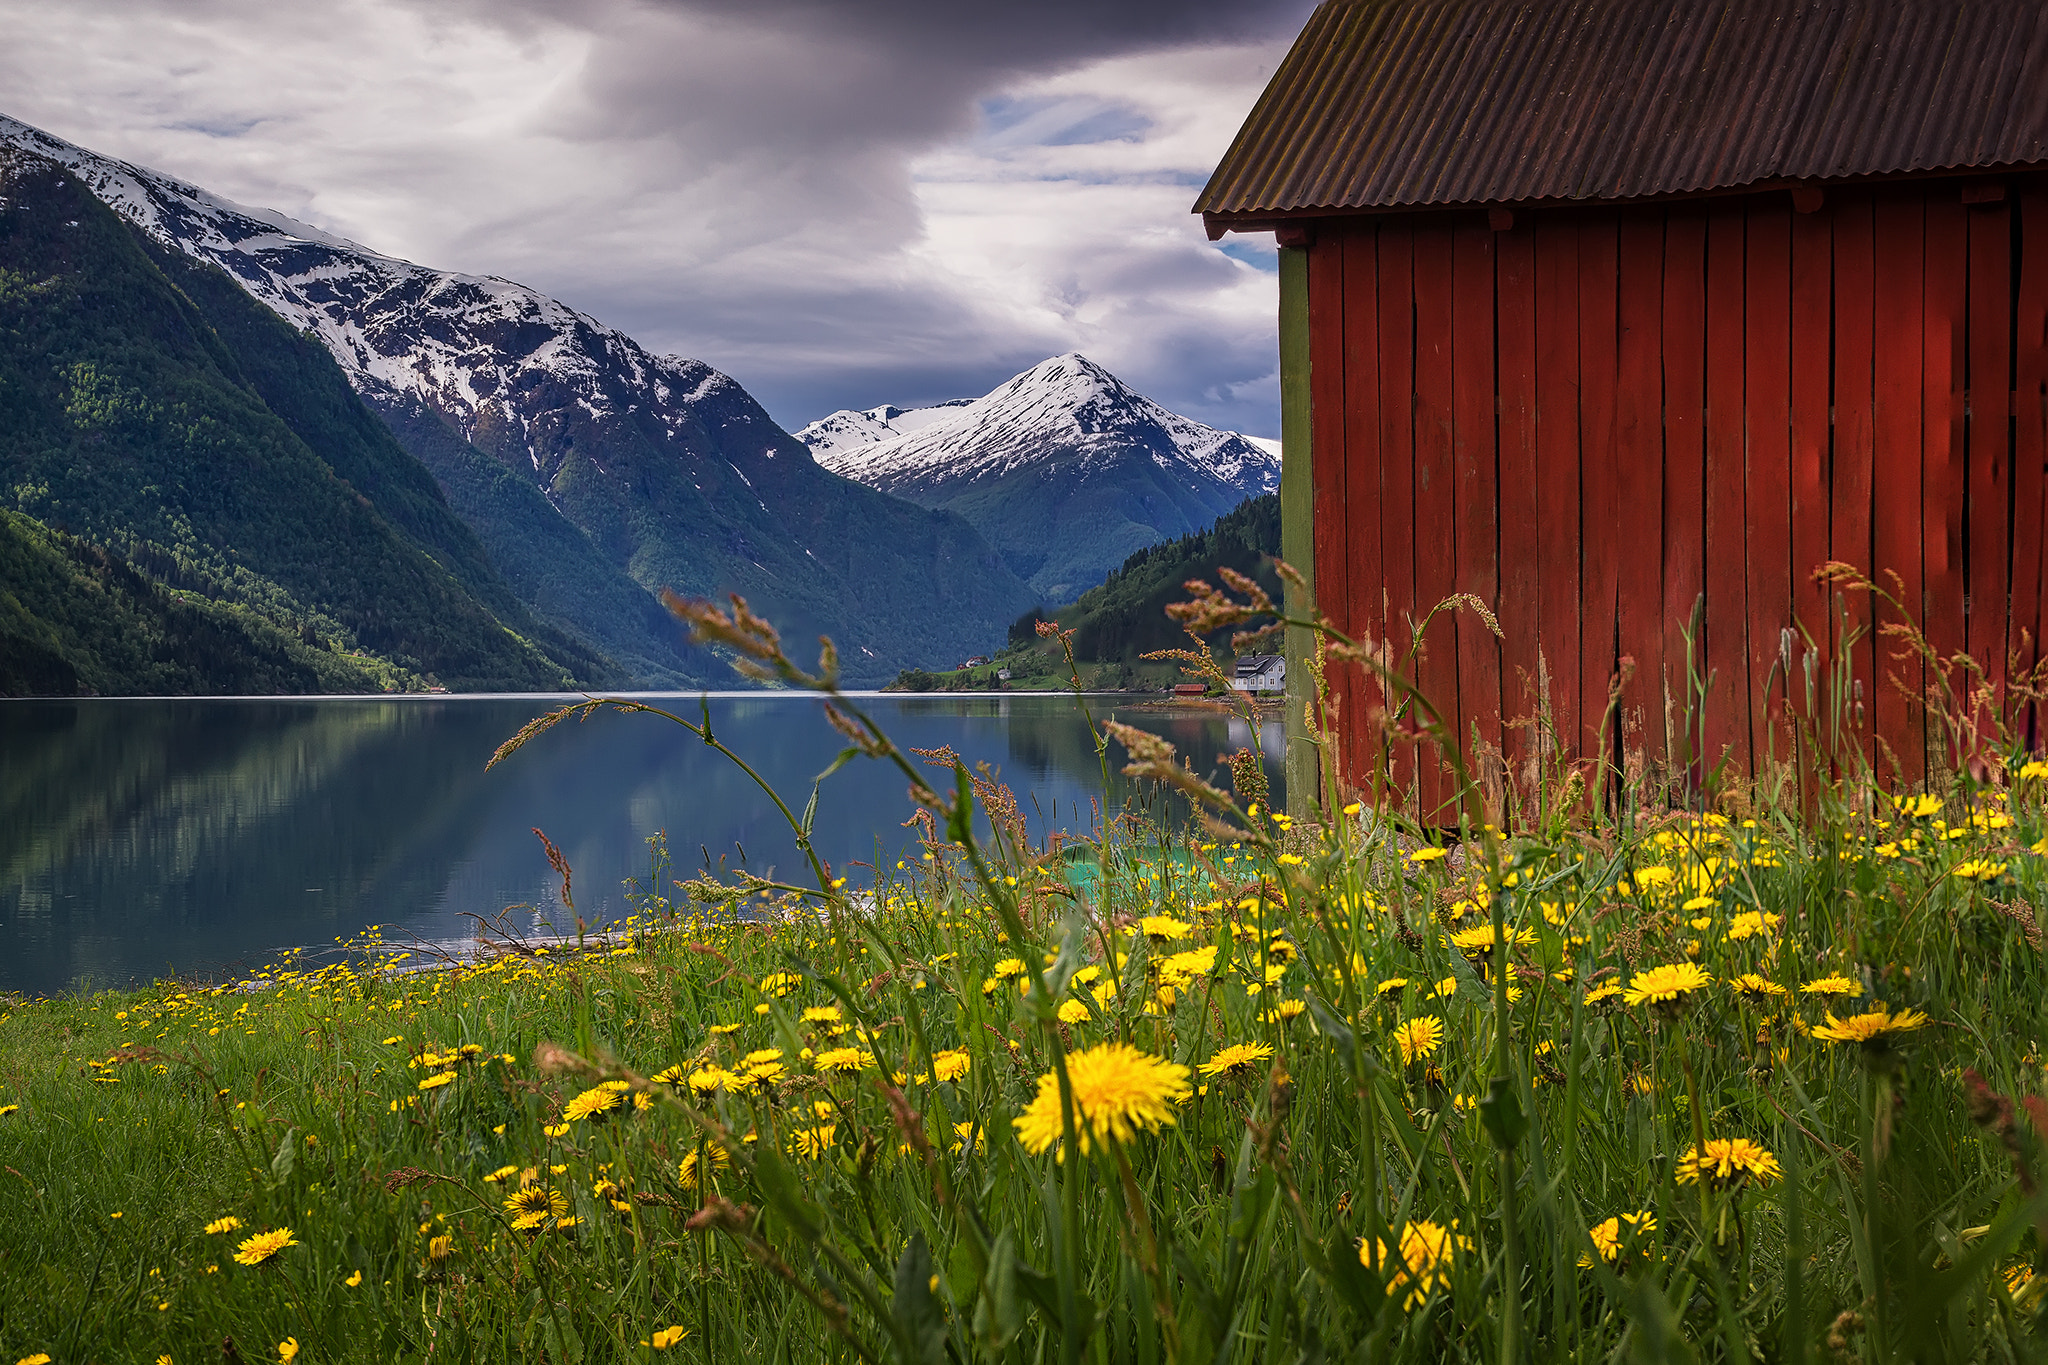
top-left (2, 585), bottom-right (2047, 1364)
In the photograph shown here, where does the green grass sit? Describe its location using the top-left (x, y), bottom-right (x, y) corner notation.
top-left (4, 589), bottom-right (2048, 1363)
top-left (4, 755), bottom-right (2046, 1361)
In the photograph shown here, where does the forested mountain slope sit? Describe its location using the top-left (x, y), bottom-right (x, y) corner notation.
top-left (0, 144), bottom-right (595, 693)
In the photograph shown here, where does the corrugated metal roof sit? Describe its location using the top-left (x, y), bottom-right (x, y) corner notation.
top-left (1196, 0), bottom-right (2048, 221)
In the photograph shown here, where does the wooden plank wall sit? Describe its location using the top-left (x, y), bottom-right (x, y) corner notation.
top-left (1306, 178), bottom-right (2048, 809)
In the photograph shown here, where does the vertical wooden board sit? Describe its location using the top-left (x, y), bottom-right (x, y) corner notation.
top-left (1579, 214), bottom-right (1623, 777)
top-left (1921, 195), bottom-right (1969, 745)
top-left (1967, 202), bottom-right (2014, 697)
top-left (1663, 213), bottom-right (1710, 788)
top-left (1377, 222), bottom-right (1421, 806)
top-left (1341, 228), bottom-right (1384, 786)
top-left (1496, 223), bottom-right (1541, 785)
top-left (1308, 228), bottom-right (1356, 787)
top-left (1832, 191), bottom-right (1878, 766)
top-left (1533, 216), bottom-right (1584, 778)
top-left (1615, 207), bottom-right (1667, 771)
top-left (1452, 221), bottom-right (1502, 777)
top-left (1872, 192), bottom-right (1927, 786)
top-left (1703, 202), bottom-right (1752, 779)
top-left (2017, 189), bottom-right (2048, 740)
top-left (1788, 209), bottom-right (1834, 716)
top-left (1745, 202), bottom-right (1796, 769)
top-left (1411, 225), bottom-right (1460, 820)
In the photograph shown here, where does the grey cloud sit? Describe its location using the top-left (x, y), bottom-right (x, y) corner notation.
top-left (3, 0), bottom-right (1305, 438)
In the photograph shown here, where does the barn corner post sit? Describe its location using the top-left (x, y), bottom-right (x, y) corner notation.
top-left (1278, 241), bottom-right (1322, 820)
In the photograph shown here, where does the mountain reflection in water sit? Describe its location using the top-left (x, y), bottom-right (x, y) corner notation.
top-left (0, 693), bottom-right (1282, 995)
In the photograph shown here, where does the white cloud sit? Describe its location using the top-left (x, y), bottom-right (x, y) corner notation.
top-left (0, 0), bottom-right (1304, 436)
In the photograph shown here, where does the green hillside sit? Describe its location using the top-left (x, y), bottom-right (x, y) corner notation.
top-left (0, 508), bottom-right (389, 695)
top-left (891, 492), bottom-right (1281, 690)
top-left (1055, 489), bottom-right (1282, 662)
top-left (0, 146), bottom-right (596, 694)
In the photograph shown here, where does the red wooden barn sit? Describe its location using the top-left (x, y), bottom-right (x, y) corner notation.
top-left (1197, 0), bottom-right (2048, 816)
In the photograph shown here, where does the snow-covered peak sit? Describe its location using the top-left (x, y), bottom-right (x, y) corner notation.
top-left (795, 398), bottom-right (973, 457)
top-left (806, 352), bottom-right (1279, 498)
top-left (0, 112), bottom-right (747, 475)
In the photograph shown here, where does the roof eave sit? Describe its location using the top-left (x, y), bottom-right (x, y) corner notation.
top-left (1201, 159), bottom-right (2048, 238)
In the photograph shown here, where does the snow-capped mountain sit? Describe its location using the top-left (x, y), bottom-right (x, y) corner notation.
top-left (0, 113), bottom-right (737, 467)
top-left (797, 354), bottom-right (1279, 604)
top-left (0, 114), bottom-right (1031, 681)
top-left (795, 399), bottom-right (974, 459)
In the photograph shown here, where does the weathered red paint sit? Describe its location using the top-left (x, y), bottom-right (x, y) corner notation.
top-left (1495, 223), bottom-right (1541, 784)
top-left (1301, 180), bottom-right (2046, 812)
top-left (1339, 226), bottom-right (1381, 780)
top-left (1871, 192), bottom-right (1926, 784)
top-left (1744, 202), bottom-right (1795, 767)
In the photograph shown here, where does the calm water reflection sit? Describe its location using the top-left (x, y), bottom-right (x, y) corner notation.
top-left (1, 693), bottom-right (1282, 995)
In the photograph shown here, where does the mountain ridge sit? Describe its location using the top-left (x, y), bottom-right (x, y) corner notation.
top-left (0, 142), bottom-right (601, 693)
top-left (0, 113), bottom-right (1032, 684)
top-left (797, 353), bottom-right (1278, 605)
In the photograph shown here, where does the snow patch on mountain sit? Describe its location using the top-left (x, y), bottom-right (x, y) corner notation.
top-left (797, 354), bottom-right (1278, 501)
top-left (0, 112), bottom-right (742, 475)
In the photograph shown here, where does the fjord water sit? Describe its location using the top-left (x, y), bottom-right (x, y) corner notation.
top-left (0, 693), bottom-right (1283, 996)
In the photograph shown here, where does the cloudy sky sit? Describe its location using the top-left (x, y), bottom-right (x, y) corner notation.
top-left (0, 0), bottom-right (1313, 436)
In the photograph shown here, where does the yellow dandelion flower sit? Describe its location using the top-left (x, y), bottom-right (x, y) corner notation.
top-left (788, 1124), bottom-right (837, 1159)
top-left (231, 1227), bottom-right (299, 1266)
top-left (1801, 974), bottom-right (1862, 998)
top-left (1197, 1042), bottom-right (1275, 1080)
top-left (1730, 973), bottom-right (1788, 1003)
top-left (417, 1071), bottom-right (457, 1091)
top-left (1676, 1137), bottom-right (1781, 1187)
top-left (678, 1144), bottom-right (730, 1188)
top-left (543, 1122), bottom-right (571, 1138)
top-left (204, 1216), bottom-right (243, 1235)
top-left (1375, 978), bottom-right (1409, 997)
top-left (991, 957), bottom-right (1028, 979)
top-left (815, 1047), bottom-right (876, 1073)
top-left (1445, 924), bottom-right (1536, 957)
top-left (1893, 792), bottom-right (1943, 818)
top-left (743, 1047), bottom-right (785, 1068)
top-left (651, 1065), bottom-right (687, 1085)
top-left (1953, 858), bottom-right (2007, 882)
top-left (1261, 999), bottom-right (1308, 1025)
top-left (427, 1234), bottom-right (455, 1261)
top-left (1136, 914), bottom-right (1194, 941)
top-left (1811, 1005), bottom-right (1930, 1046)
top-left (651, 1326), bottom-right (689, 1349)
top-left (1582, 982), bottom-right (1624, 1009)
top-left (1057, 999), bottom-right (1093, 1024)
top-left (1408, 847), bottom-right (1448, 865)
top-left (1621, 963), bottom-right (1712, 1007)
top-left (687, 1066), bottom-right (738, 1094)
top-left (482, 1165), bottom-right (520, 1184)
top-left (277, 1339), bottom-right (299, 1363)
top-left (1578, 1211), bottom-right (1657, 1267)
top-left (1724, 911), bottom-right (1781, 942)
top-left (562, 1086), bottom-right (624, 1123)
top-left (1012, 1042), bottom-right (1192, 1156)
top-left (800, 1005), bottom-right (842, 1024)
top-left (931, 1049), bottom-right (971, 1082)
top-left (1392, 1015), bottom-right (1445, 1066)
top-left (345, 1270), bottom-right (363, 1287)
top-left (503, 1186), bottom-right (569, 1230)
top-left (1159, 946), bottom-right (1219, 982)
top-left (1362, 1219), bottom-right (1471, 1310)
